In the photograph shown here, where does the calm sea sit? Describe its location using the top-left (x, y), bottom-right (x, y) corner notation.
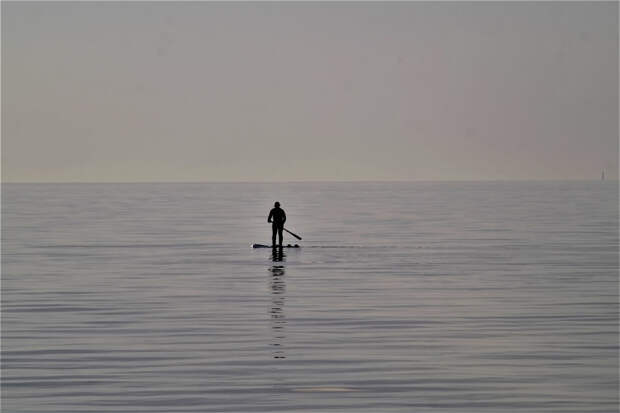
top-left (2, 182), bottom-right (618, 412)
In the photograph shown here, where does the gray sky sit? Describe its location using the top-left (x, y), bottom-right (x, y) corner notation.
top-left (2, 1), bottom-right (618, 182)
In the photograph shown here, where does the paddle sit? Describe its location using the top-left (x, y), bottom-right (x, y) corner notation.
top-left (283, 227), bottom-right (302, 240)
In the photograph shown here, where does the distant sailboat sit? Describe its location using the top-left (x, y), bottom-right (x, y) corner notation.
top-left (601, 170), bottom-right (605, 181)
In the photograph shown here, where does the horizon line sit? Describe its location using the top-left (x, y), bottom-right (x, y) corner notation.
top-left (1, 178), bottom-right (617, 185)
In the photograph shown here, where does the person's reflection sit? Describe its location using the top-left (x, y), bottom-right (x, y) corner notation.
top-left (271, 245), bottom-right (285, 262)
top-left (269, 247), bottom-right (286, 359)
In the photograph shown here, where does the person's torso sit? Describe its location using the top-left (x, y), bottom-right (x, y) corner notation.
top-left (271, 208), bottom-right (285, 223)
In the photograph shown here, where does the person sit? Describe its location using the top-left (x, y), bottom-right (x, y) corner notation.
top-left (267, 201), bottom-right (286, 247)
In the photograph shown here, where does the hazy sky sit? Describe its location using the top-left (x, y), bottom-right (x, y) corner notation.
top-left (2, 1), bottom-right (618, 182)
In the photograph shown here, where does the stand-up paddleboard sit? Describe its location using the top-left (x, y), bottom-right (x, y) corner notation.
top-left (252, 243), bottom-right (300, 249)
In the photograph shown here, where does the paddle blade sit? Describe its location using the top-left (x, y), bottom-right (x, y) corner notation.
top-left (284, 228), bottom-right (302, 240)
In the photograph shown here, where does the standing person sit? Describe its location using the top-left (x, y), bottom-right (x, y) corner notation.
top-left (268, 202), bottom-right (286, 247)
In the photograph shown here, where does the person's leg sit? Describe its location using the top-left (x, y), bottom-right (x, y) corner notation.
top-left (272, 224), bottom-right (277, 247)
top-left (278, 226), bottom-right (283, 247)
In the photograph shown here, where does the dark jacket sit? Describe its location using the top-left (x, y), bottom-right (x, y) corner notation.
top-left (268, 207), bottom-right (286, 226)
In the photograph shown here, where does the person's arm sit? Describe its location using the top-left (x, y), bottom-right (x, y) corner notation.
top-left (268, 209), bottom-right (273, 223)
top-left (282, 210), bottom-right (286, 225)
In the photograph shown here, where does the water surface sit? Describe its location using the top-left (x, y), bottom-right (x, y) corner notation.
top-left (2, 182), bottom-right (618, 412)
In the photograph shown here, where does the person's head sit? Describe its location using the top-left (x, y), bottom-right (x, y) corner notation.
top-left (274, 201), bottom-right (280, 208)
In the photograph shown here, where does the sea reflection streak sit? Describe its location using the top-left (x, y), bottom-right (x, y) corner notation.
top-left (269, 247), bottom-right (287, 359)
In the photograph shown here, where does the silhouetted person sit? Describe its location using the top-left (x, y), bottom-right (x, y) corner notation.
top-left (268, 201), bottom-right (286, 247)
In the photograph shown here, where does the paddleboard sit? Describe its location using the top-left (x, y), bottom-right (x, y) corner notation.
top-left (252, 243), bottom-right (300, 249)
